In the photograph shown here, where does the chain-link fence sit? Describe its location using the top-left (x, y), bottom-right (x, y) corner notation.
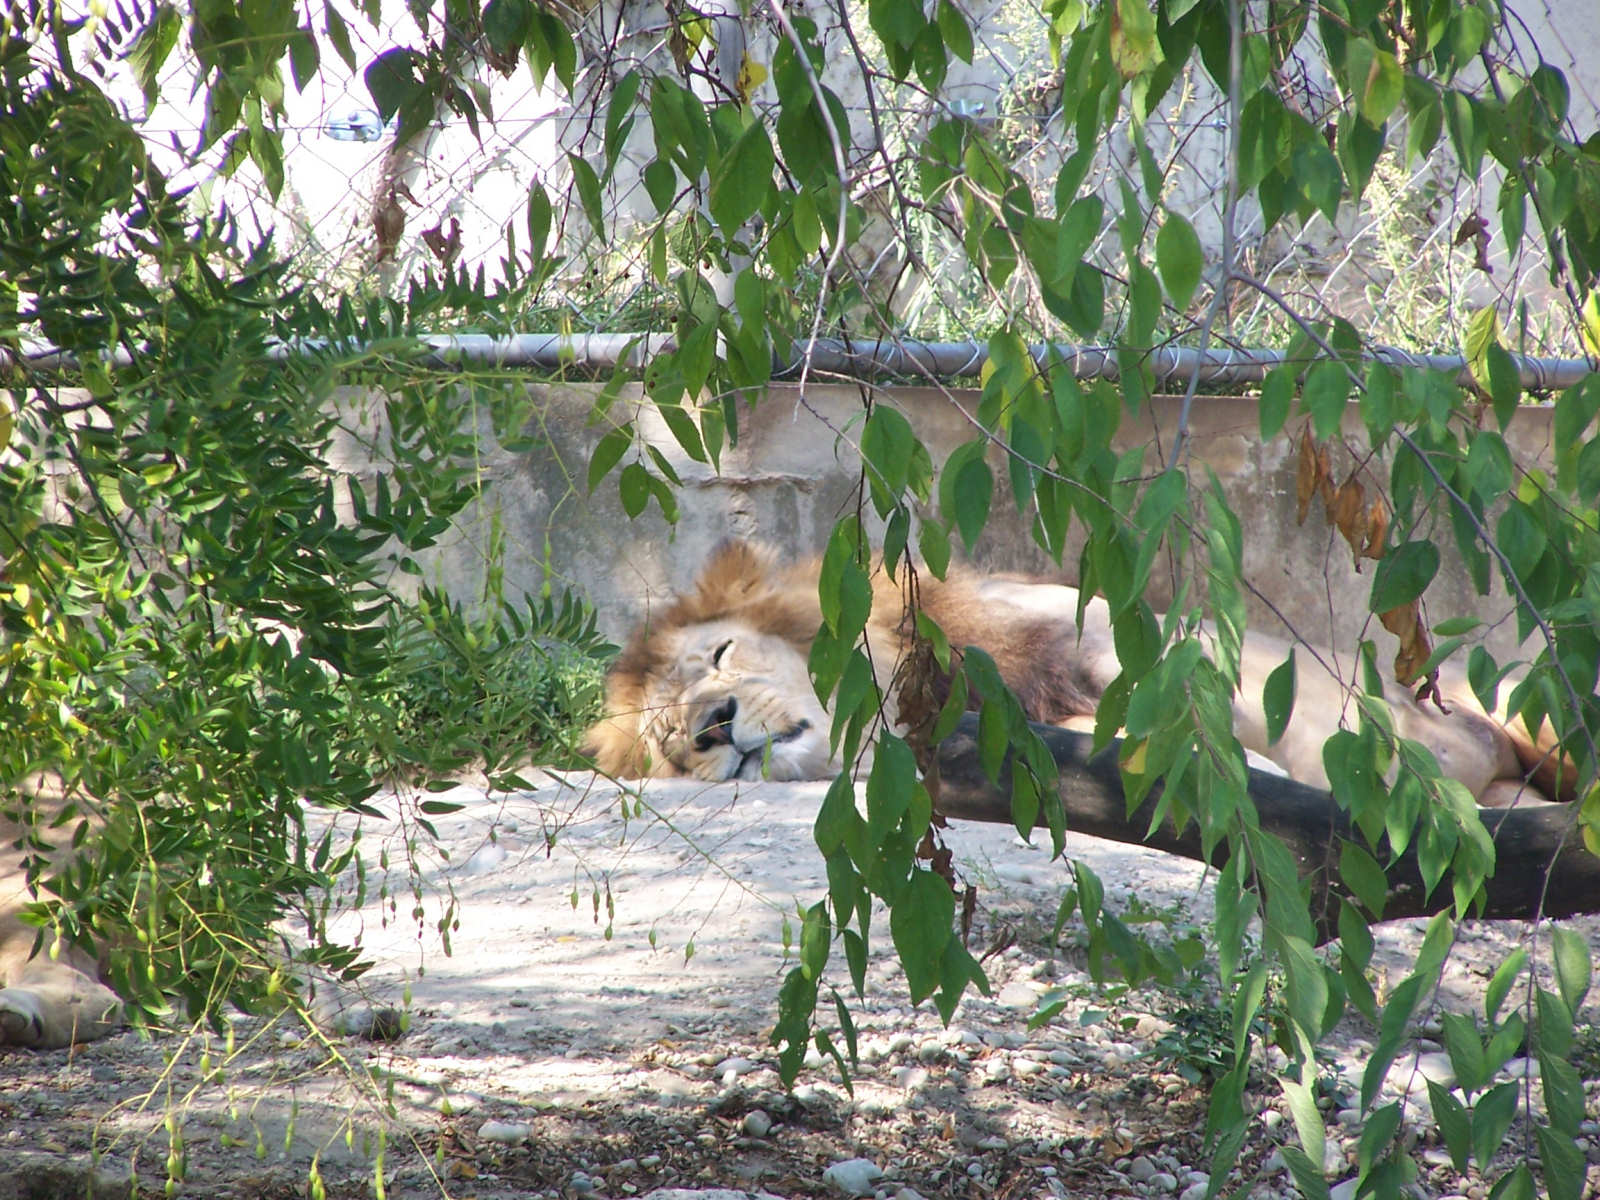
top-left (41, 0), bottom-right (1597, 359)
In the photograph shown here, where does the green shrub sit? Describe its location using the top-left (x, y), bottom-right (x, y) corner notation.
top-left (373, 586), bottom-right (613, 780)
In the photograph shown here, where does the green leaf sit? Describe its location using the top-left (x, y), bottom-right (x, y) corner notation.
top-left (1471, 1081), bottom-right (1520, 1169)
top-left (936, 0), bottom-right (974, 63)
top-left (1369, 540), bottom-right (1439, 613)
top-left (1550, 926), bottom-right (1591, 1014)
top-left (939, 440), bottom-right (993, 553)
top-left (1301, 360), bottom-right (1351, 439)
top-left (364, 48), bottom-right (422, 125)
top-left (709, 121), bottom-right (775, 234)
top-left (1358, 43), bottom-right (1403, 126)
top-left (482, 0), bottom-right (533, 57)
top-left (1540, 1051), bottom-right (1586, 1137)
top-left (891, 869), bottom-right (955, 1004)
top-left (862, 406), bottom-right (917, 507)
top-left (1262, 649), bottom-right (1296, 745)
top-left (1278, 1076), bottom-right (1326, 1194)
top-left (127, 4), bottom-right (183, 108)
top-left (587, 427), bottom-right (632, 493)
top-left (1426, 1080), bottom-right (1471, 1172)
top-left (1338, 840), bottom-right (1387, 917)
top-left (1440, 1011), bottom-right (1488, 1094)
top-left (1484, 946), bottom-right (1526, 1023)
top-left (1259, 364), bottom-right (1295, 439)
top-left (568, 153), bottom-right (606, 235)
top-left (1535, 1126), bottom-right (1585, 1200)
top-left (642, 159), bottom-right (677, 213)
top-left (1155, 212), bottom-right (1202, 309)
top-left (618, 462), bottom-right (651, 518)
top-left (1109, 0), bottom-right (1162, 78)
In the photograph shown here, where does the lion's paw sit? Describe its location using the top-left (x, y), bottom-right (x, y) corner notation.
top-left (0, 973), bottom-right (123, 1049)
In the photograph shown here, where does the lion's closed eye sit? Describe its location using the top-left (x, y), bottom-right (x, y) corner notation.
top-left (711, 639), bottom-right (734, 668)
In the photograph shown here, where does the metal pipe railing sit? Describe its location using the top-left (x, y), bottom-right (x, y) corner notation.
top-left (10, 333), bottom-right (1593, 391)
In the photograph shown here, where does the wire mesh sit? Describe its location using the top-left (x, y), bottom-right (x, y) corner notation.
top-left (27, 0), bottom-right (1595, 359)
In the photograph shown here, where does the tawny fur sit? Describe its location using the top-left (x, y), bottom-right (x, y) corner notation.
top-left (588, 540), bottom-right (1574, 807)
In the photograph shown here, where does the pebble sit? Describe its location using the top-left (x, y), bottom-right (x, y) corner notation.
top-left (1148, 1172), bottom-right (1178, 1193)
top-left (821, 1157), bottom-right (884, 1196)
top-left (461, 841), bottom-right (509, 874)
top-left (1414, 1052), bottom-right (1455, 1087)
top-left (1178, 1183), bottom-right (1208, 1200)
top-left (716, 1056), bottom-right (759, 1080)
top-left (741, 1110), bottom-right (773, 1138)
top-left (570, 1171), bottom-right (599, 1195)
top-left (477, 1120), bottom-right (531, 1144)
top-left (1129, 1156), bottom-right (1158, 1182)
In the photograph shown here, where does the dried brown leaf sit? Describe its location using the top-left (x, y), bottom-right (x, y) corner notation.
top-left (1362, 498), bottom-right (1389, 559)
top-left (1331, 475), bottom-right (1367, 561)
top-left (1296, 428), bottom-right (1322, 525)
top-left (422, 216), bottom-right (462, 267)
top-left (1316, 442), bottom-right (1336, 507)
top-left (372, 195), bottom-right (405, 264)
top-left (1380, 601), bottom-right (1435, 686)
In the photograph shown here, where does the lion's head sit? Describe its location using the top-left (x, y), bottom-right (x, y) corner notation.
top-left (584, 542), bottom-right (836, 781)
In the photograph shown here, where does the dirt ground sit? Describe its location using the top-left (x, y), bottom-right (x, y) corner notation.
top-left (4, 773), bottom-right (1598, 1200)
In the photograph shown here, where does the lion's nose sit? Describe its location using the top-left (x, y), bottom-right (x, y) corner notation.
top-left (693, 698), bottom-right (737, 751)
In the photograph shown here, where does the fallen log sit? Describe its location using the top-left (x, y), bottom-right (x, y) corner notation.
top-left (933, 714), bottom-right (1597, 939)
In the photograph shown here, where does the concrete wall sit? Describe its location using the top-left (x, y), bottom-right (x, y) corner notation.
top-left (400, 382), bottom-right (1554, 671)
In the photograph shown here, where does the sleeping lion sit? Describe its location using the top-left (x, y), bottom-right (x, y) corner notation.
top-left (586, 541), bottom-right (1567, 807)
top-left (1, 790), bottom-right (123, 1049)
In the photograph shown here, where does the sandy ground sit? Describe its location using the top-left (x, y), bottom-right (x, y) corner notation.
top-left (3, 773), bottom-right (1597, 1200)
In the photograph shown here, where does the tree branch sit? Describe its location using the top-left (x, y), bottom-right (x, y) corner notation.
top-left (934, 714), bottom-right (1595, 942)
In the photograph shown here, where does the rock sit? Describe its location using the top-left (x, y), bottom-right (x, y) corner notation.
top-left (997, 979), bottom-right (1043, 1008)
top-left (1129, 1156), bottom-right (1159, 1182)
top-left (1179, 1183), bottom-right (1209, 1200)
top-left (741, 1109), bottom-right (773, 1138)
top-left (570, 1171), bottom-right (599, 1195)
top-left (1414, 1052), bottom-right (1456, 1087)
top-left (716, 1056), bottom-right (759, 1080)
top-left (1329, 1179), bottom-right (1359, 1200)
top-left (3, 1152), bottom-right (136, 1200)
top-left (822, 1157), bottom-right (884, 1196)
top-left (477, 1120), bottom-right (532, 1144)
top-left (1148, 1171), bottom-right (1179, 1193)
top-left (461, 841), bottom-right (509, 874)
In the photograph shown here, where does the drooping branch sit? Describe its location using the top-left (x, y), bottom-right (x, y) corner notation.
top-left (933, 715), bottom-right (1597, 941)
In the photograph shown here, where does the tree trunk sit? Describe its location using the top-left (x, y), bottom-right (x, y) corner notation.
top-left (932, 715), bottom-right (1596, 941)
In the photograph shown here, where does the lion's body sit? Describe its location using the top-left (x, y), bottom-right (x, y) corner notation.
top-left (587, 542), bottom-right (1562, 807)
top-left (1, 790), bottom-right (123, 1048)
